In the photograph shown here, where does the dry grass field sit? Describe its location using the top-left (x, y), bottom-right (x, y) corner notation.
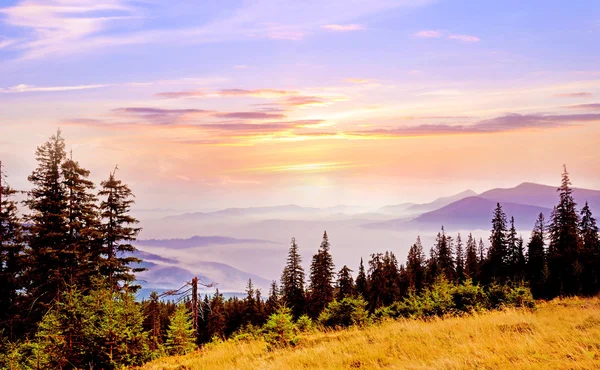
top-left (140, 297), bottom-right (600, 370)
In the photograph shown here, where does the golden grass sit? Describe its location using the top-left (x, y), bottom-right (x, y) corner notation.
top-left (140, 297), bottom-right (600, 370)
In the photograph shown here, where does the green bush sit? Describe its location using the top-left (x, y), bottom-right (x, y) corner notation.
top-left (263, 307), bottom-right (300, 349)
top-left (296, 315), bottom-right (315, 332)
top-left (451, 280), bottom-right (488, 313)
top-left (505, 285), bottom-right (536, 309)
top-left (318, 297), bottom-right (370, 328)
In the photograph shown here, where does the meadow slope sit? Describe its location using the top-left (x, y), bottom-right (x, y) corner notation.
top-left (141, 297), bottom-right (600, 370)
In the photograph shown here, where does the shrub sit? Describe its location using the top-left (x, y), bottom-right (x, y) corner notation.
top-left (263, 307), bottom-right (300, 349)
top-left (296, 315), bottom-right (315, 332)
top-left (318, 297), bottom-right (370, 328)
top-left (505, 285), bottom-right (536, 309)
top-left (451, 280), bottom-right (488, 313)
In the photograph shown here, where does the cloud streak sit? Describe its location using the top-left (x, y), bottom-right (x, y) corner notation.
top-left (414, 30), bottom-right (480, 42)
top-left (555, 92), bottom-right (593, 98)
top-left (321, 24), bottom-right (365, 32)
top-left (565, 103), bottom-right (600, 111)
top-left (0, 83), bottom-right (109, 93)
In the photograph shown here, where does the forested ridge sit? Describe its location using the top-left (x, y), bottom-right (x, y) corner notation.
top-left (1, 132), bottom-right (599, 369)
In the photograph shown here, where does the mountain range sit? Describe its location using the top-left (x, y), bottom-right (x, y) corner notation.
top-left (137, 181), bottom-right (600, 293)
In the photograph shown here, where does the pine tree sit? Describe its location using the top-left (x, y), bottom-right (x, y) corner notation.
top-left (280, 237), bottom-right (305, 318)
top-left (265, 280), bottom-right (280, 316)
top-left (455, 233), bottom-right (465, 282)
top-left (506, 216), bottom-right (518, 279)
top-left (477, 238), bottom-right (487, 283)
top-left (336, 265), bottom-right (354, 300)
top-left (579, 202), bottom-right (600, 294)
top-left (355, 258), bottom-right (368, 299)
top-left (367, 253), bottom-right (385, 310)
top-left (307, 231), bottom-right (335, 318)
top-left (166, 304), bottom-right (196, 355)
top-left (464, 233), bottom-right (478, 282)
top-left (24, 130), bottom-right (69, 318)
top-left (243, 279), bottom-right (257, 325)
top-left (434, 227), bottom-right (454, 280)
top-left (98, 169), bottom-right (143, 290)
top-left (526, 213), bottom-right (547, 298)
top-left (207, 290), bottom-right (226, 340)
top-left (548, 166), bottom-right (582, 296)
top-left (0, 172), bottom-right (25, 340)
top-left (62, 156), bottom-right (102, 288)
top-left (488, 203), bottom-right (508, 282)
top-left (406, 236), bottom-right (426, 292)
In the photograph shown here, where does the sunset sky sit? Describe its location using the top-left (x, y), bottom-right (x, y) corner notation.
top-left (1, 0), bottom-right (599, 210)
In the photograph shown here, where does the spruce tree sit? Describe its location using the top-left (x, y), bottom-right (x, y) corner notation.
top-left (355, 258), bottom-right (368, 299)
top-left (280, 237), bottom-right (305, 318)
top-left (464, 233), bottom-right (478, 282)
top-left (406, 236), bottom-right (426, 292)
top-left (166, 304), bottom-right (196, 355)
top-left (307, 231), bottom-right (335, 318)
top-left (24, 130), bottom-right (69, 318)
top-left (548, 166), bottom-right (582, 296)
top-left (98, 169), bottom-right (143, 290)
top-left (434, 227), bottom-right (454, 280)
top-left (336, 265), bottom-right (354, 300)
top-left (455, 233), bottom-right (465, 282)
top-left (506, 216), bottom-right (518, 279)
top-left (526, 213), bottom-right (547, 298)
top-left (488, 203), bottom-right (508, 282)
top-left (244, 279), bottom-right (257, 325)
top-left (265, 280), bottom-right (280, 316)
top-left (477, 238), bottom-right (487, 282)
top-left (207, 290), bottom-right (225, 340)
top-left (62, 156), bottom-right (102, 289)
top-left (0, 174), bottom-right (25, 340)
top-left (579, 202), bottom-right (600, 294)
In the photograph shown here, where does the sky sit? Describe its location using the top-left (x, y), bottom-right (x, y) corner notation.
top-left (1, 0), bottom-right (599, 210)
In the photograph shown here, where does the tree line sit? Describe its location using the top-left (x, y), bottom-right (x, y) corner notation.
top-left (1, 131), bottom-right (599, 368)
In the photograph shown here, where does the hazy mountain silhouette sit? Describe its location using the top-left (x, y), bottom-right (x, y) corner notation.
top-left (412, 196), bottom-right (551, 229)
top-left (136, 235), bottom-right (278, 249)
top-left (479, 182), bottom-right (600, 210)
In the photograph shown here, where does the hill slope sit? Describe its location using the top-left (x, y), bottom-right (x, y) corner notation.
top-left (140, 297), bottom-right (600, 370)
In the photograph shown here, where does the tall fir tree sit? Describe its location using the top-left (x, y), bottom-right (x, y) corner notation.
top-left (506, 216), bottom-right (518, 279)
top-left (548, 166), bottom-right (582, 296)
top-left (243, 279), bottom-right (257, 325)
top-left (307, 231), bottom-right (335, 318)
top-left (526, 213), bottom-right (547, 298)
top-left (265, 280), bottom-right (280, 316)
top-left (355, 258), bottom-right (368, 299)
top-left (336, 265), bottom-right (354, 300)
top-left (406, 236), bottom-right (426, 292)
top-left (62, 156), bottom-right (102, 289)
top-left (464, 233), bottom-right (478, 282)
top-left (477, 238), bottom-right (487, 282)
top-left (98, 169), bottom-right (143, 291)
top-left (579, 202), bottom-right (600, 294)
top-left (434, 227), bottom-right (454, 281)
top-left (0, 173), bottom-right (26, 340)
top-left (280, 237), bottom-right (305, 318)
top-left (455, 233), bottom-right (465, 283)
top-left (207, 290), bottom-right (226, 340)
top-left (488, 203), bottom-right (508, 282)
top-left (24, 130), bottom-right (69, 318)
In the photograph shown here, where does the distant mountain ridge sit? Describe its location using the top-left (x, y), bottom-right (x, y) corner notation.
top-left (366, 182), bottom-right (599, 231)
top-left (479, 182), bottom-right (600, 211)
top-left (136, 235), bottom-right (278, 249)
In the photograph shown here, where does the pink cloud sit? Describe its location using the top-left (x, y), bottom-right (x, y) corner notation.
top-left (321, 24), bottom-right (365, 32)
top-left (448, 34), bottom-right (480, 42)
top-left (414, 30), bottom-right (443, 38)
top-left (554, 92), bottom-right (593, 98)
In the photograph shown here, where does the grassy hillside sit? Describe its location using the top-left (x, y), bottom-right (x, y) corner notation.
top-left (141, 297), bottom-right (600, 369)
